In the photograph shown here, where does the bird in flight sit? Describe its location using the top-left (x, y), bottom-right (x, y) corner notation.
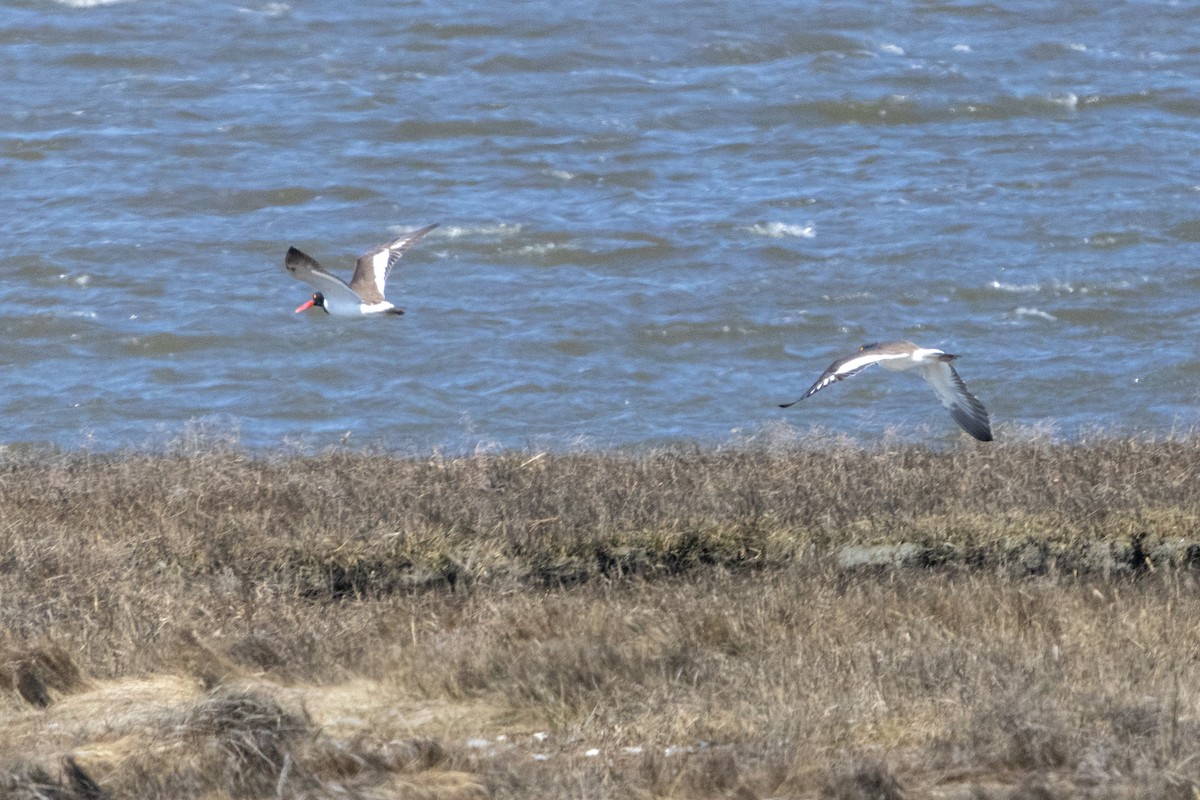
top-left (285, 223), bottom-right (438, 317)
top-left (780, 341), bottom-right (993, 441)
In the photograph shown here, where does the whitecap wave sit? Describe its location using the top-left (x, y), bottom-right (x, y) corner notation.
top-left (989, 279), bottom-right (1041, 293)
top-left (52, 0), bottom-right (132, 6)
top-left (1015, 307), bottom-right (1058, 322)
top-left (516, 242), bottom-right (559, 256)
top-left (750, 222), bottom-right (815, 239)
top-left (237, 2), bottom-right (290, 15)
top-left (434, 223), bottom-right (524, 238)
top-left (1047, 92), bottom-right (1079, 109)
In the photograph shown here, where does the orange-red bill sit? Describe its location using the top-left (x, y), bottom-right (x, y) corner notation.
top-left (294, 298), bottom-right (315, 313)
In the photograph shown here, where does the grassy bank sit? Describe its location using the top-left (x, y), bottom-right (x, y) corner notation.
top-left (1, 435), bottom-right (1199, 798)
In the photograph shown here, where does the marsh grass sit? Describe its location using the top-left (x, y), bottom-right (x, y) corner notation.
top-left (1, 434), bottom-right (1199, 798)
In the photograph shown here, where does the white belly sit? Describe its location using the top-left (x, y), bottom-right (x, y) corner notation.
top-left (325, 296), bottom-right (396, 317)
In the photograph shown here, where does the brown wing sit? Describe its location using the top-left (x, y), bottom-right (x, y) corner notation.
top-left (348, 223), bottom-right (439, 303)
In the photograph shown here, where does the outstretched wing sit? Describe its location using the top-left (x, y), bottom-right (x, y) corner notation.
top-left (779, 349), bottom-right (901, 408)
top-left (920, 360), bottom-right (993, 441)
top-left (284, 247), bottom-right (363, 306)
top-left (348, 223), bottom-right (439, 304)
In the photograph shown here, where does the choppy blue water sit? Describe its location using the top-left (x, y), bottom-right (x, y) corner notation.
top-left (3, 0), bottom-right (1200, 452)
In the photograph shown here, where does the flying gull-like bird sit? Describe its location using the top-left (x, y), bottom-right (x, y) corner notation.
top-left (780, 341), bottom-right (993, 441)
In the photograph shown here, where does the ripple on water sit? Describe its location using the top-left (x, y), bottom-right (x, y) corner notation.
top-left (120, 333), bottom-right (229, 357)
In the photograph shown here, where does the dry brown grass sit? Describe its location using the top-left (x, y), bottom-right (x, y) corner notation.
top-left (1, 432), bottom-right (1198, 798)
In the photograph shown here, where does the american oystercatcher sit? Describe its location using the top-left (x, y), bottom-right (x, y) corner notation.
top-left (286, 223), bottom-right (438, 317)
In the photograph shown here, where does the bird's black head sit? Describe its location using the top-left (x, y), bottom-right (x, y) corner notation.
top-left (294, 292), bottom-right (326, 314)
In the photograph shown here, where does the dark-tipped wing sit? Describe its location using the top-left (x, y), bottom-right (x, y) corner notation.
top-left (779, 350), bottom-right (895, 408)
top-left (284, 247), bottom-right (364, 306)
top-left (349, 223), bottom-right (439, 304)
top-left (920, 360), bottom-right (993, 441)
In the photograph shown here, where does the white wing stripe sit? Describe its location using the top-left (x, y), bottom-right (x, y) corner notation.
top-left (369, 248), bottom-right (390, 296)
top-left (832, 351), bottom-right (907, 376)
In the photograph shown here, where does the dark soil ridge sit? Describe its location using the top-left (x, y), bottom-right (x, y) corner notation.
top-left (2, 437), bottom-right (1199, 599)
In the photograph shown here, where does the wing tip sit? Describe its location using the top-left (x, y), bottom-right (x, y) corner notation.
top-left (966, 422), bottom-right (994, 442)
top-left (284, 246), bottom-right (317, 273)
top-left (395, 222), bottom-right (440, 246)
top-left (953, 410), bottom-right (993, 442)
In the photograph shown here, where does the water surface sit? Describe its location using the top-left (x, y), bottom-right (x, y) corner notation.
top-left (3, 0), bottom-right (1199, 451)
